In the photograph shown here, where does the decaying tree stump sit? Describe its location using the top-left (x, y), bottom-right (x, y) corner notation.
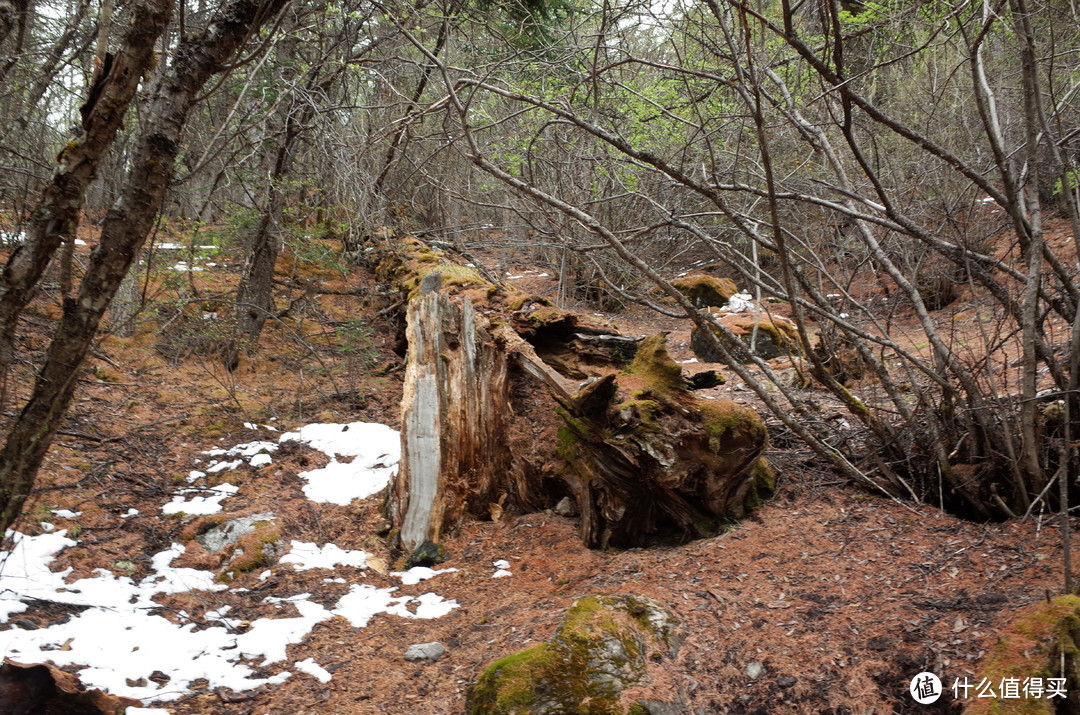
top-left (377, 237), bottom-right (773, 554)
top-left (393, 291), bottom-right (514, 553)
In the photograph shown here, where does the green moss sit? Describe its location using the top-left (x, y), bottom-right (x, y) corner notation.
top-left (698, 400), bottom-right (766, 453)
top-left (469, 644), bottom-right (556, 713)
top-left (624, 334), bottom-right (684, 399)
top-left (468, 595), bottom-right (679, 714)
top-left (614, 399), bottom-right (662, 429)
top-left (968, 595), bottom-right (1080, 715)
top-left (744, 458), bottom-right (776, 510)
top-left (507, 293), bottom-right (550, 311)
top-left (556, 426), bottom-right (579, 462)
top-left (229, 523), bottom-right (282, 573)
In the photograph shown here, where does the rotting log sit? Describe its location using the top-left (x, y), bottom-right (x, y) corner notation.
top-left (376, 236), bottom-right (773, 553)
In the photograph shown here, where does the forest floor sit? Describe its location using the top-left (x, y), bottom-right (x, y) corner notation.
top-left (0, 219), bottom-right (1077, 714)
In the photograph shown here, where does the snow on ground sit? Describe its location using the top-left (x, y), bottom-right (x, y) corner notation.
top-left (492, 558), bottom-right (512, 578)
top-left (161, 482), bottom-right (239, 515)
top-left (280, 422), bottom-right (400, 504)
top-left (279, 541), bottom-right (372, 571)
top-left (0, 421), bottom-right (459, 705)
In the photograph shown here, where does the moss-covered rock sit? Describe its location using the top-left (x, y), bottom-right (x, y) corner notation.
top-left (690, 311), bottom-right (799, 362)
top-left (467, 595), bottom-right (685, 715)
top-left (670, 275), bottom-right (737, 307)
top-left (966, 595), bottom-right (1080, 714)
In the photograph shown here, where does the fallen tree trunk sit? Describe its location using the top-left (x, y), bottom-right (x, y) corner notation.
top-left (376, 238), bottom-right (773, 554)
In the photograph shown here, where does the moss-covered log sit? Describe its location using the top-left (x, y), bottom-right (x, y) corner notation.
top-left (558, 334), bottom-right (772, 548)
top-left (376, 236), bottom-right (774, 553)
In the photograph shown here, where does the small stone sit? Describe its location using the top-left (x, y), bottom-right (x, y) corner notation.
top-left (404, 642), bottom-right (445, 662)
top-left (406, 540), bottom-right (446, 568)
top-left (745, 662), bottom-right (765, 679)
top-left (12, 618), bottom-right (37, 630)
top-left (553, 497), bottom-right (578, 517)
top-left (777, 674), bottom-right (797, 689)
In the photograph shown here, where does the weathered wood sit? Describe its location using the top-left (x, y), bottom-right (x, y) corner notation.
top-left (394, 292), bottom-right (511, 553)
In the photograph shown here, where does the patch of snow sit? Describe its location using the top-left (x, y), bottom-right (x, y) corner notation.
top-left (161, 483), bottom-right (239, 515)
top-left (506, 274), bottom-right (524, 280)
top-left (280, 423), bottom-right (400, 504)
top-left (206, 459), bottom-right (242, 474)
top-left (74, 238), bottom-right (87, 246)
top-left (186, 470), bottom-right (206, 483)
top-left (258, 570), bottom-right (272, 581)
top-left (249, 453), bottom-right (272, 467)
top-left (492, 559), bottom-right (512, 578)
top-left (51, 509), bottom-right (82, 519)
top-left (295, 658), bottom-right (333, 683)
top-left (39, 522), bottom-right (54, 532)
top-left (121, 508), bottom-right (139, 518)
top-left (393, 566), bottom-right (458, 585)
top-left (170, 262), bottom-right (205, 272)
top-left (679, 358), bottom-right (698, 364)
top-left (206, 441), bottom-right (277, 459)
top-left (332, 584), bottom-right (456, 627)
top-left (279, 541), bottom-right (371, 571)
top-left (537, 272), bottom-right (549, 277)
top-left (721, 292), bottom-right (755, 313)
top-left (298, 461), bottom-right (395, 505)
top-left (0, 528), bottom-right (457, 704)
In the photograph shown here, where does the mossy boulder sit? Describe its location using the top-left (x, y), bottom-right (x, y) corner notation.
top-left (467, 595), bottom-right (686, 715)
top-left (670, 274), bottom-right (737, 307)
top-left (690, 311), bottom-right (800, 362)
top-left (966, 595), bottom-right (1080, 714)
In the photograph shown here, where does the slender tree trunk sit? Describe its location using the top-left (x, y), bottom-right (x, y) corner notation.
top-left (0, 0), bottom-right (293, 532)
top-left (0, 0), bottom-right (168, 410)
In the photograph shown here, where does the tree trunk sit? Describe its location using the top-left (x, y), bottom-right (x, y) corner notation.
top-left (0, 0), bottom-right (169, 408)
top-left (0, 0), bottom-right (293, 532)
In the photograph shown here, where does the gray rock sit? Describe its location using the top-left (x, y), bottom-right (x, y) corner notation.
top-left (404, 642), bottom-right (445, 662)
top-left (196, 512), bottom-right (275, 553)
top-left (777, 674), bottom-right (797, 689)
top-left (636, 699), bottom-right (688, 715)
top-left (553, 496), bottom-right (578, 517)
top-left (745, 661), bottom-right (765, 679)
